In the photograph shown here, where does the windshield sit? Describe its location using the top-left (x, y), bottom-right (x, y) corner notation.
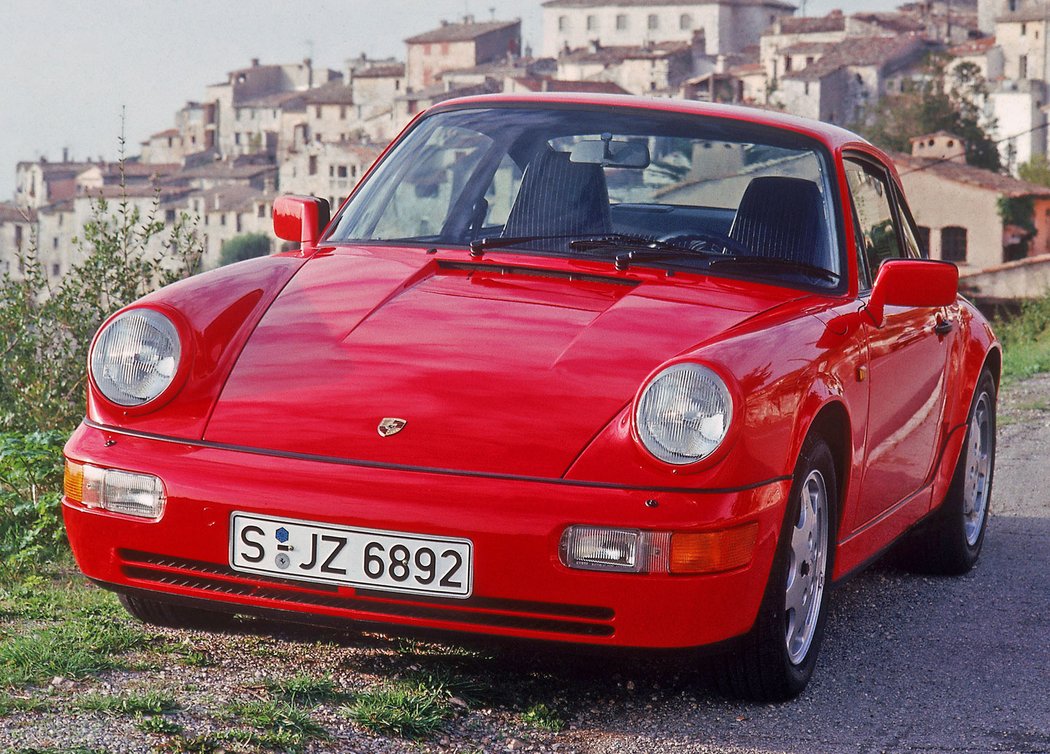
top-left (328, 105), bottom-right (842, 287)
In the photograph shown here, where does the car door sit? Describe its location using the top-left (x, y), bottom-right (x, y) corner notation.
top-left (844, 155), bottom-right (956, 531)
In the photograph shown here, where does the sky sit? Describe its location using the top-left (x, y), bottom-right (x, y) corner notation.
top-left (1, 0), bottom-right (901, 201)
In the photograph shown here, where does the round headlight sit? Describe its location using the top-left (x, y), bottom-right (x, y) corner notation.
top-left (636, 363), bottom-right (733, 465)
top-left (90, 309), bottom-right (182, 407)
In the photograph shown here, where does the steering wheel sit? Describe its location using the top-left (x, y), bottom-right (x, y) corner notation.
top-left (657, 229), bottom-right (752, 257)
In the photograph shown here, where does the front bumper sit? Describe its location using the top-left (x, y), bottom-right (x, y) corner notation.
top-left (63, 422), bottom-right (790, 649)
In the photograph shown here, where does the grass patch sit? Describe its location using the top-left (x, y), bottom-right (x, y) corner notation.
top-left (224, 698), bottom-right (328, 749)
top-left (265, 673), bottom-right (345, 705)
top-left (0, 617), bottom-right (148, 687)
top-left (998, 294), bottom-right (1050, 381)
top-left (521, 701), bottom-right (565, 731)
top-left (0, 575), bottom-right (148, 688)
top-left (136, 715), bottom-right (183, 735)
top-left (0, 693), bottom-right (51, 715)
top-left (344, 683), bottom-right (451, 739)
top-left (76, 690), bottom-right (179, 715)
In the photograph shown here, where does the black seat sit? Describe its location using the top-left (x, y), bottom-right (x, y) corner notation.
top-left (728, 177), bottom-right (829, 267)
top-left (502, 149), bottom-right (612, 239)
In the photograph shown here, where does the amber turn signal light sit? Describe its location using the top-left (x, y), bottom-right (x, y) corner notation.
top-left (670, 523), bottom-right (758, 574)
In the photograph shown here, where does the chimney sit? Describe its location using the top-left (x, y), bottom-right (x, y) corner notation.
top-left (62, 147), bottom-right (69, 163)
top-left (589, 39), bottom-right (601, 54)
top-left (464, 14), bottom-right (475, 24)
top-left (251, 57), bottom-right (260, 67)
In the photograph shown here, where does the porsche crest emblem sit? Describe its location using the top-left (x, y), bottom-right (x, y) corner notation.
top-left (377, 417), bottom-right (407, 437)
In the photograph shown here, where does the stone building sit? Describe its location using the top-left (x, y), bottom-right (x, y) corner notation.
top-left (542, 0), bottom-right (794, 59)
top-left (404, 17), bottom-right (521, 92)
top-left (279, 142), bottom-right (384, 213)
top-left (896, 151), bottom-right (1050, 270)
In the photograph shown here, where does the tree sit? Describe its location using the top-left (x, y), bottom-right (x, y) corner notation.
top-left (1019, 154), bottom-right (1050, 187)
top-left (854, 54), bottom-right (1000, 172)
top-left (219, 232), bottom-right (272, 266)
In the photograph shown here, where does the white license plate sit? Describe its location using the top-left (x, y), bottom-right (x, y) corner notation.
top-left (229, 513), bottom-right (473, 598)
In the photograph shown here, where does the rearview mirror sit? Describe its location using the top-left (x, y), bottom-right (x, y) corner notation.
top-left (867, 259), bottom-right (958, 326)
top-left (569, 137), bottom-right (650, 168)
top-left (273, 195), bottom-right (331, 246)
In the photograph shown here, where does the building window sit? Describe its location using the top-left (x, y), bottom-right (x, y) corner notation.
top-left (941, 226), bottom-right (967, 262)
top-left (648, 14), bottom-right (659, 30)
top-left (785, 56), bottom-right (793, 72)
top-left (916, 226), bottom-right (931, 255)
top-left (804, 82), bottom-right (810, 95)
top-left (680, 13), bottom-right (693, 30)
top-left (1022, 22), bottom-right (1027, 35)
top-left (52, 237), bottom-right (58, 249)
top-left (315, 106), bottom-right (322, 118)
top-left (258, 204), bottom-right (266, 218)
top-left (52, 263), bottom-right (60, 276)
top-left (337, 165), bottom-right (348, 178)
top-left (1020, 54), bottom-right (1028, 79)
top-left (558, 15), bottom-right (568, 32)
top-left (309, 155), bottom-right (318, 175)
top-left (1009, 0), bottom-right (1017, 10)
top-left (340, 106), bottom-right (347, 120)
top-left (616, 13), bottom-right (627, 30)
top-left (165, 209), bottom-right (176, 223)
top-left (587, 14), bottom-right (597, 31)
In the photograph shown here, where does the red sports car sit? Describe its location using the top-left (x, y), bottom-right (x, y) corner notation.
top-left (63, 94), bottom-right (998, 701)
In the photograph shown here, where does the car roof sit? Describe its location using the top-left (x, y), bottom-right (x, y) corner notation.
top-left (427, 92), bottom-right (870, 152)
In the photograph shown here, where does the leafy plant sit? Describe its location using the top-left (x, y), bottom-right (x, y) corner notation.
top-left (0, 431), bottom-right (67, 569)
top-left (344, 682), bottom-right (452, 739)
top-left (0, 150), bottom-right (202, 434)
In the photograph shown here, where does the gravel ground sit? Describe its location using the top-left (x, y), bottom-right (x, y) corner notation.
top-left (1, 374), bottom-right (1048, 754)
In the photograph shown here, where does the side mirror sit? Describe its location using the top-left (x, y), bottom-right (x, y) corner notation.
top-left (273, 195), bottom-right (331, 246)
top-left (867, 259), bottom-right (958, 326)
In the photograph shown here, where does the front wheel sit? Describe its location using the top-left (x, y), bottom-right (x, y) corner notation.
top-left (119, 593), bottom-right (236, 631)
top-left (712, 435), bottom-right (837, 702)
top-left (901, 368), bottom-right (996, 575)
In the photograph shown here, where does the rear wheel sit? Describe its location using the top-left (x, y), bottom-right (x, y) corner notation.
top-left (901, 368), bottom-right (995, 575)
top-left (119, 593), bottom-right (236, 631)
top-left (713, 435), bottom-right (837, 701)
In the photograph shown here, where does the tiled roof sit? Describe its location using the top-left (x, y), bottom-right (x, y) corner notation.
top-left (235, 91), bottom-right (307, 109)
top-left (195, 184), bottom-right (274, 214)
top-left (780, 41), bottom-right (836, 55)
top-left (949, 36), bottom-right (996, 56)
top-left (0, 202), bottom-right (34, 223)
top-left (352, 64), bottom-right (406, 78)
top-left (774, 13), bottom-right (846, 34)
top-left (908, 130), bottom-right (964, 143)
top-left (851, 12), bottom-right (926, 33)
top-left (148, 128), bottom-right (181, 139)
top-left (405, 19), bottom-right (519, 44)
top-left (894, 153), bottom-right (1050, 198)
top-left (15, 160), bottom-right (95, 178)
top-left (559, 40), bottom-right (691, 64)
top-left (171, 161), bottom-right (278, 182)
top-left (303, 82), bottom-right (355, 105)
top-left (782, 35), bottom-right (928, 81)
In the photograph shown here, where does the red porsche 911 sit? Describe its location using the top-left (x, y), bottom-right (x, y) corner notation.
top-left (63, 94), bottom-right (998, 701)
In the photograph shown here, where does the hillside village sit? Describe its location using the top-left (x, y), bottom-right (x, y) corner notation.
top-left (5, 0), bottom-right (1050, 302)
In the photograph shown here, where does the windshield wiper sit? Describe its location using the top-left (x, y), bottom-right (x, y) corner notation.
top-left (569, 234), bottom-right (719, 270)
top-left (706, 255), bottom-right (840, 283)
top-left (469, 233), bottom-right (587, 255)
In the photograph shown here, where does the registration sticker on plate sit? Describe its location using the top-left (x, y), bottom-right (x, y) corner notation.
top-left (229, 513), bottom-right (473, 598)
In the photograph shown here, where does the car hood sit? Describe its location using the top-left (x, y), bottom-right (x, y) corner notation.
top-left (203, 246), bottom-right (795, 478)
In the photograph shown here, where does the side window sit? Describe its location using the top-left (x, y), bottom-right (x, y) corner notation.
top-left (844, 159), bottom-right (904, 286)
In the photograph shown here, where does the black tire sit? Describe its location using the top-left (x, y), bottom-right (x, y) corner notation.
top-left (119, 593), bottom-right (236, 631)
top-left (712, 435), bottom-right (838, 702)
top-left (901, 368), bottom-right (996, 575)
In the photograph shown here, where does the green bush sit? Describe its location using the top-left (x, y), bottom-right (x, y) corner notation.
top-left (0, 188), bottom-right (202, 433)
top-left (999, 293), bottom-right (1050, 380)
top-left (219, 232), bottom-right (271, 266)
top-left (0, 431), bottom-right (68, 571)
